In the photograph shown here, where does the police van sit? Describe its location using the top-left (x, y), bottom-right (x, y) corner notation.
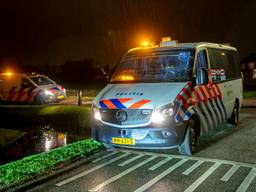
top-left (0, 73), bottom-right (66, 104)
top-left (92, 38), bottom-right (242, 155)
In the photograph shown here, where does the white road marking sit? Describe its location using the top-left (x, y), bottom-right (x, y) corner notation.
top-left (221, 165), bottom-right (240, 182)
top-left (88, 155), bottom-right (157, 192)
top-left (56, 149), bottom-right (256, 191)
top-left (134, 159), bottom-right (188, 192)
top-left (92, 151), bottom-right (119, 163)
top-left (148, 157), bottom-right (172, 171)
top-left (236, 168), bottom-right (256, 192)
top-left (119, 149), bottom-right (256, 169)
top-left (184, 162), bottom-right (221, 192)
top-left (55, 153), bottom-right (129, 186)
top-left (118, 154), bottom-right (144, 166)
top-left (182, 160), bottom-right (204, 175)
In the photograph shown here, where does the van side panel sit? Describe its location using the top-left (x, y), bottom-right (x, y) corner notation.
top-left (174, 82), bottom-right (228, 136)
top-left (174, 47), bottom-right (241, 136)
top-left (0, 75), bottom-right (21, 101)
top-left (228, 78), bottom-right (243, 111)
top-left (0, 75), bottom-right (38, 103)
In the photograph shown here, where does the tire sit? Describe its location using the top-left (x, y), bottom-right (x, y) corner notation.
top-left (178, 119), bottom-right (198, 156)
top-left (34, 95), bottom-right (45, 105)
top-left (103, 143), bottom-right (116, 149)
top-left (227, 103), bottom-right (239, 127)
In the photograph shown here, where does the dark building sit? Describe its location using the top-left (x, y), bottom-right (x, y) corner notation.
top-left (241, 52), bottom-right (256, 90)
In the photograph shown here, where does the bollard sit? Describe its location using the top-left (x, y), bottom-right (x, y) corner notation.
top-left (78, 89), bottom-right (82, 106)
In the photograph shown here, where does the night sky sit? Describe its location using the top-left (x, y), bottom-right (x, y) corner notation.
top-left (0, 0), bottom-right (255, 69)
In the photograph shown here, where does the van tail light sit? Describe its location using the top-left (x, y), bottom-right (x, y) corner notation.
top-left (60, 86), bottom-right (65, 90)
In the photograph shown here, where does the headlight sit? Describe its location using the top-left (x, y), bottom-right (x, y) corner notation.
top-left (93, 107), bottom-right (101, 121)
top-left (162, 108), bottom-right (174, 117)
top-left (151, 104), bottom-right (175, 123)
top-left (151, 111), bottom-right (165, 123)
top-left (44, 90), bottom-right (54, 96)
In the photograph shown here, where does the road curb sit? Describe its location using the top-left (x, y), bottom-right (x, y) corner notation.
top-left (2, 149), bottom-right (105, 192)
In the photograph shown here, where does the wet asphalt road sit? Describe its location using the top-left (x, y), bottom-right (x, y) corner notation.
top-left (29, 108), bottom-right (256, 192)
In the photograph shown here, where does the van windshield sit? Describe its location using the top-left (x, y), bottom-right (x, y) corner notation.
top-left (111, 50), bottom-right (194, 83)
top-left (30, 76), bottom-right (54, 85)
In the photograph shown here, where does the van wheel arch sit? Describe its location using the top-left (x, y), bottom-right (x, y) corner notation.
top-left (33, 93), bottom-right (45, 105)
top-left (227, 98), bottom-right (240, 126)
top-left (235, 98), bottom-right (240, 109)
top-left (190, 114), bottom-right (201, 137)
top-left (178, 115), bottom-right (200, 156)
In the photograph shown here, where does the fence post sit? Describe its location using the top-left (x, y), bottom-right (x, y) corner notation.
top-left (78, 89), bottom-right (82, 106)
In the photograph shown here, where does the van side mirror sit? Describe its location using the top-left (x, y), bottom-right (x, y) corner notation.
top-left (196, 68), bottom-right (208, 85)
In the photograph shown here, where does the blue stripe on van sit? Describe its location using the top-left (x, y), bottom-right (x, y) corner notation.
top-left (213, 97), bottom-right (224, 123)
top-left (218, 95), bottom-right (227, 120)
top-left (197, 102), bottom-right (211, 133)
top-left (110, 99), bottom-right (127, 109)
top-left (99, 101), bottom-right (108, 109)
top-left (203, 100), bottom-right (216, 129)
top-left (175, 113), bottom-right (182, 122)
top-left (52, 87), bottom-right (60, 91)
top-left (208, 98), bottom-right (221, 125)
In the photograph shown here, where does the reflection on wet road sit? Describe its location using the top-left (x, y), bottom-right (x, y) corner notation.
top-left (0, 124), bottom-right (90, 165)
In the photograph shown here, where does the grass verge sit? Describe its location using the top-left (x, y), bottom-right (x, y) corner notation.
top-left (0, 139), bottom-right (103, 188)
top-left (0, 128), bottom-right (26, 148)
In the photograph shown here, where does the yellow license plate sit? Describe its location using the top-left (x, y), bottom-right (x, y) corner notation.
top-left (57, 95), bottom-right (64, 99)
top-left (112, 137), bottom-right (135, 145)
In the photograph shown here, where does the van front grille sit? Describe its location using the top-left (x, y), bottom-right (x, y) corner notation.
top-left (99, 109), bottom-right (152, 126)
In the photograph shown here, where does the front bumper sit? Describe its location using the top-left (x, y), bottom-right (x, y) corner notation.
top-left (92, 120), bottom-right (187, 149)
top-left (44, 92), bottom-right (66, 103)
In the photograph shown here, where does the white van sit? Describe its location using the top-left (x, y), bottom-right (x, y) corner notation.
top-left (0, 73), bottom-right (66, 104)
top-left (92, 39), bottom-right (243, 155)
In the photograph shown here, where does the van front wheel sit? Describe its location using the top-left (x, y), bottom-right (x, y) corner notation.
top-left (34, 95), bottom-right (45, 105)
top-left (178, 119), bottom-right (197, 156)
top-left (228, 103), bottom-right (239, 127)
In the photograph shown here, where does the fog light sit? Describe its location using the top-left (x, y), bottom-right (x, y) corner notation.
top-left (162, 131), bottom-right (172, 138)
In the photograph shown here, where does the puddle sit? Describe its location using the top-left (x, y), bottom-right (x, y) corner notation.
top-left (0, 124), bottom-right (90, 165)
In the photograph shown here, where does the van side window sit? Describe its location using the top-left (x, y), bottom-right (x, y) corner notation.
top-left (208, 48), bottom-right (241, 83)
top-left (195, 50), bottom-right (208, 84)
top-left (224, 50), bottom-right (240, 78)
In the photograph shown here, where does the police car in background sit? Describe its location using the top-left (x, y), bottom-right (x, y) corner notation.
top-left (92, 37), bottom-right (243, 156)
top-left (0, 73), bottom-right (66, 104)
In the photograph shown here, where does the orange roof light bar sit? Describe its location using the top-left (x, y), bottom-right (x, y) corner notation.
top-left (161, 37), bottom-right (172, 42)
top-left (140, 40), bottom-right (155, 47)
